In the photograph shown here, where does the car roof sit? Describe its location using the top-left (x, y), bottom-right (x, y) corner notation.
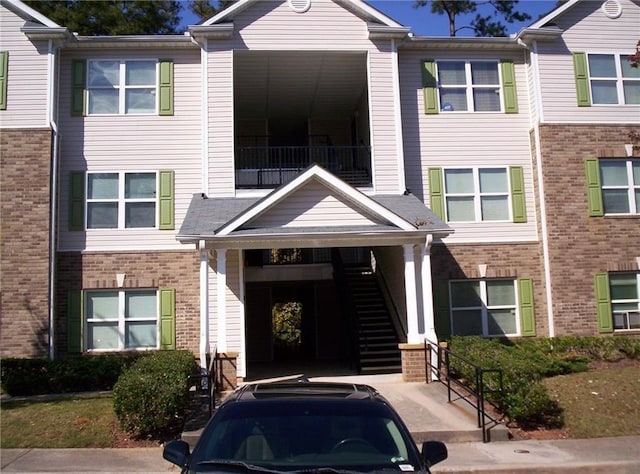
top-left (225, 376), bottom-right (385, 403)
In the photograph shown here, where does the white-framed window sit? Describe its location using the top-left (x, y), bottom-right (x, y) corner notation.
top-left (86, 171), bottom-right (157, 229)
top-left (599, 159), bottom-right (640, 215)
top-left (587, 53), bottom-right (640, 105)
top-left (610, 273), bottom-right (640, 331)
top-left (87, 59), bottom-right (157, 115)
top-left (444, 167), bottom-right (510, 222)
top-left (450, 279), bottom-right (519, 337)
top-left (85, 289), bottom-right (158, 350)
top-left (437, 60), bottom-right (501, 112)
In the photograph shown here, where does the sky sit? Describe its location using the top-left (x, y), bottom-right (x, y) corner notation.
top-left (179, 0), bottom-right (560, 37)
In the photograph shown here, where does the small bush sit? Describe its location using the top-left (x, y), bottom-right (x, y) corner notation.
top-left (112, 350), bottom-right (197, 438)
top-left (1, 353), bottom-right (142, 396)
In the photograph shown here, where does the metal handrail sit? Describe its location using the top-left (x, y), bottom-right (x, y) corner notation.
top-left (424, 339), bottom-right (503, 443)
top-left (187, 346), bottom-right (218, 416)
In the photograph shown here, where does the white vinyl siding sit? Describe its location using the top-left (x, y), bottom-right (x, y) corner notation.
top-left (248, 179), bottom-right (381, 228)
top-left (58, 49), bottom-right (201, 251)
top-left (208, 46), bottom-right (235, 197)
top-left (399, 49), bottom-right (537, 243)
top-left (0, 7), bottom-right (49, 128)
top-left (536, 0), bottom-right (640, 122)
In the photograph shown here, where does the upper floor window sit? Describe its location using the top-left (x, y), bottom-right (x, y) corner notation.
top-left (422, 59), bottom-right (518, 114)
top-left (445, 167), bottom-right (509, 222)
top-left (429, 166), bottom-right (527, 224)
top-left (437, 61), bottom-right (501, 112)
top-left (600, 159), bottom-right (640, 214)
top-left (71, 59), bottom-right (173, 116)
top-left (88, 60), bottom-right (157, 115)
top-left (69, 170), bottom-right (174, 231)
top-left (587, 53), bottom-right (640, 105)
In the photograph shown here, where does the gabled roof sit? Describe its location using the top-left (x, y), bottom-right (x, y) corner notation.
top-left (201, 0), bottom-right (405, 28)
top-left (178, 165), bottom-right (451, 243)
top-left (1, 0), bottom-right (60, 28)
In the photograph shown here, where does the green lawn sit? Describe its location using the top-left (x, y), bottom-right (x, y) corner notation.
top-left (0, 395), bottom-right (114, 448)
top-left (543, 365), bottom-right (640, 438)
top-left (2, 365), bottom-right (639, 447)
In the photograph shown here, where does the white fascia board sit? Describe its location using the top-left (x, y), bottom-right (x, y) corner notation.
top-left (215, 165), bottom-right (416, 236)
top-left (202, 0), bottom-right (253, 26)
top-left (527, 0), bottom-right (581, 29)
top-left (2, 0), bottom-right (61, 27)
top-left (344, 0), bottom-right (406, 28)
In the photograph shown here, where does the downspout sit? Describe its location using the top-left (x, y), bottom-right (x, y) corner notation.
top-left (47, 39), bottom-right (60, 360)
top-left (199, 241), bottom-right (210, 370)
top-left (199, 41), bottom-right (210, 370)
top-left (529, 39), bottom-right (555, 337)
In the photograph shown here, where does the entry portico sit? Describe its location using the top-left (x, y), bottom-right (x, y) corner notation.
top-left (178, 165), bottom-right (451, 380)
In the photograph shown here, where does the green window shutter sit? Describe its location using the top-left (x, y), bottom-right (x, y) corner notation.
top-left (518, 278), bottom-right (536, 337)
top-left (500, 60), bottom-right (518, 113)
top-left (158, 60), bottom-right (174, 116)
top-left (585, 158), bottom-right (604, 217)
top-left (159, 288), bottom-right (176, 350)
top-left (158, 170), bottom-right (175, 230)
top-left (71, 59), bottom-right (86, 116)
top-left (594, 273), bottom-right (613, 333)
top-left (509, 166), bottom-right (527, 223)
top-left (67, 290), bottom-right (83, 353)
top-left (428, 167), bottom-right (445, 220)
top-left (422, 60), bottom-right (439, 114)
top-left (434, 280), bottom-right (451, 339)
top-left (69, 171), bottom-right (85, 231)
top-left (572, 52), bottom-right (591, 107)
top-left (0, 51), bottom-right (8, 110)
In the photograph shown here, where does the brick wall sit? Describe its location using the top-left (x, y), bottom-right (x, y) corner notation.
top-left (55, 250), bottom-right (200, 356)
top-left (537, 124), bottom-right (640, 336)
top-left (431, 242), bottom-right (547, 335)
top-left (0, 128), bottom-right (52, 358)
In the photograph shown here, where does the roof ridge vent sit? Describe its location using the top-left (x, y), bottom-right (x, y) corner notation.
top-left (288, 0), bottom-right (311, 13)
top-left (601, 0), bottom-right (622, 19)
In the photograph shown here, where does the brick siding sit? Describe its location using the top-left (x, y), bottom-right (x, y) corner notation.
top-left (55, 250), bottom-right (200, 356)
top-left (431, 242), bottom-right (547, 335)
top-left (536, 124), bottom-right (640, 336)
top-left (0, 128), bottom-right (52, 358)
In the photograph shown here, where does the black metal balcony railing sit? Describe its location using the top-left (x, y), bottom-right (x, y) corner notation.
top-left (235, 145), bottom-right (372, 188)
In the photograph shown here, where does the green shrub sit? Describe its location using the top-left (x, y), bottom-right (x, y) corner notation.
top-left (112, 350), bottom-right (197, 438)
top-left (446, 335), bottom-right (639, 427)
top-left (0, 353), bottom-right (142, 396)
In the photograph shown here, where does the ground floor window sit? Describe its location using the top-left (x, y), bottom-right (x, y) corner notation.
top-left (450, 279), bottom-right (518, 336)
top-left (85, 289), bottom-right (158, 350)
top-left (610, 273), bottom-right (640, 331)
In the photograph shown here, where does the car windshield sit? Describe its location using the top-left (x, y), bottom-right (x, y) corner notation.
top-left (189, 399), bottom-right (420, 473)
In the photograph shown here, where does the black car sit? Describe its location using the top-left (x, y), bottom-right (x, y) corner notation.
top-left (163, 378), bottom-right (447, 473)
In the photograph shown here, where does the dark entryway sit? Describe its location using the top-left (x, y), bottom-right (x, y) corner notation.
top-left (245, 280), bottom-right (349, 379)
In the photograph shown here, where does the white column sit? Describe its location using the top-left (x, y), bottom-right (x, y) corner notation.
top-left (404, 244), bottom-right (420, 343)
top-left (420, 236), bottom-right (437, 343)
top-left (216, 248), bottom-right (227, 353)
top-left (199, 242), bottom-right (210, 370)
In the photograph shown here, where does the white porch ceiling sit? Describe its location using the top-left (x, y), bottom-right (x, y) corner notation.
top-left (233, 50), bottom-right (368, 119)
